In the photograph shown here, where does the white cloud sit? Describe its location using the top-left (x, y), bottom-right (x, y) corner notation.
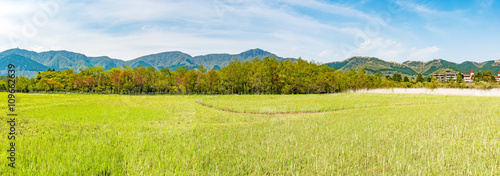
top-left (396, 0), bottom-right (466, 18)
top-left (396, 0), bottom-right (437, 15)
top-left (424, 24), bottom-right (447, 37)
top-left (350, 37), bottom-right (441, 61)
top-left (318, 50), bottom-right (332, 57)
top-left (0, 0), bottom-right (365, 62)
top-left (408, 46), bottom-right (440, 59)
top-left (356, 37), bottom-right (406, 60)
top-left (478, 0), bottom-right (494, 8)
top-left (275, 0), bottom-right (383, 23)
top-left (0, 0), bottom-right (494, 64)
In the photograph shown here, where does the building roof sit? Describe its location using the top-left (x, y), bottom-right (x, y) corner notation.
top-left (463, 74), bottom-right (471, 77)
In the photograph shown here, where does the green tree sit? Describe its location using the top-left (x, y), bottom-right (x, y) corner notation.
top-left (474, 72), bottom-right (483, 82)
top-left (403, 76), bottom-right (409, 82)
top-left (457, 73), bottom-right (464, 83)
top-left (392, 74), bottom-right (402, 82)
top-left (385, 75), bottom-right (392, 81)
top-left (416, 73), bottom-right (424, 83)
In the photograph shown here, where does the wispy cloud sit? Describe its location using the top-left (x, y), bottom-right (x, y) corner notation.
top-left (424, 24), bottom-right (447, 37)
top-left (0, 0), bottom-right (498, 63)
top-left (409, 46), bottom-right (440, 59)
top-left (478, 0), bottom-right (494, 8)
top-left (275, 0), bottom-right (383, 23)
top-left (356, 37), bottom-right (407, 60)
top-left (395, 0), bottom-right (467, 18)
top-left (353, 37), bottom-right (441, 61)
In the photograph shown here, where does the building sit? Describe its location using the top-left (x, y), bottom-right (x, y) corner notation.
top-left (433, 70), bottom-right (458, 82)
top-left (434, 70), bottom-right (498, 83)
top-left (463, 70), bottom-right (474, 83)
top-left (496, 71), bottom-right (500, 82)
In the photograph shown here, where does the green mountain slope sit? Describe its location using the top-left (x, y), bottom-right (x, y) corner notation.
top-left (2, 47), bottom-right (499, 78)
top-left (325, 57), bottom-right (500, 76)
top-left (0, 54), bottom-right (49, 78)
top-left (127, 51), bottom-right (197, 70)
top-left (0, 48), bottom-right (295, 77)
top-left (192, 48), bottom-right (290, 69)
top-left (88, 56), bottom-right (127, 70)
top-left (402, 59), bottom-right (500, 76)
top-left (325, 57), bottom-right (417, 75)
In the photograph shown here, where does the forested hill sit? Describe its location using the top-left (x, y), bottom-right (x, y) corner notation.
top-left (1, 48), bottom-right (500, 78)
top-left (0, 48), bottom-right (292, 78)
top-left (325, 57), bottom-right (500, 76)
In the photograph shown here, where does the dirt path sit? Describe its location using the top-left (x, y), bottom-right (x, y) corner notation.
top-left (196, 101), bottom-right (450, 115)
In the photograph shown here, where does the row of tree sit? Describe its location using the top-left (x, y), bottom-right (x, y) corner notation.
top-left (1, 57), bottom-right (499, 94)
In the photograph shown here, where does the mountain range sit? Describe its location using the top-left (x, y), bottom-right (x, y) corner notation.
top-left (0, 48), bottom-right (291, 78)
top-left (0, 48), bottom-right (499, 78)
top-left (325, 57), bottom-right (500, 77)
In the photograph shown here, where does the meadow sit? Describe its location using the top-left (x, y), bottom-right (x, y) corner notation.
top-left (1, 92), bottom-right (500, 175)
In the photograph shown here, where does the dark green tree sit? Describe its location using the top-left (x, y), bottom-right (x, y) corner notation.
top-left (416, 73), bottom-right (424, 83)
top-left (392, 74), bottom-right (402, 82)
top-left (403, 76), bottom-right (409, 82)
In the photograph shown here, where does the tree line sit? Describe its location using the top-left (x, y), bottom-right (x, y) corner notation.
top-left (1, 57), bottom-right (499, 94)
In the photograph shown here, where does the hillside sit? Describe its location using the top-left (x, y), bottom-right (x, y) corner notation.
top-left (2, 47), bottom-right (499, 78)
top-left (325, 57), bottom-right (500, 76)
top-left (0, 48), bottom-right (292, 77)
top-left (0, 54), bottom-right (49, 78)
top-left (192, 48), bottom-right (291, 69)
top-left (325, 57), bottom-right (417, 76)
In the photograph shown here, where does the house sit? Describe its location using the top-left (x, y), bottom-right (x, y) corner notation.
top-left (496, 71), bottom-right (500, 82)
top-left (434, 70), bottom-right (498, 83)
top-left (463, 70), bottom-right (474, 83)
top-left (433, 70), bottom-right (458, 82)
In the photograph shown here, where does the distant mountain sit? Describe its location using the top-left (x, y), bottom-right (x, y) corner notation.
top-left (402, 59), bottom-right (500, 75)
top-left (0, 48), bottom-right (125, 71)
top-left (0, 48), bottom-right (293, 77)
top-left (325, 57), bottom-right (417, 76)
top-left (0, 54), bottom-right (49, 78)
top-left (125, 48), bottom-right (291, 70)
top-left (129, 51), bottom-right (198, 70)
top-left (325, 57), bottom-right (500, 76)
top-left (2, 47), bottom-right (499, 78)
top-left (192, 48), bottom-right (291, 70)
top-left (87, 56), bottom-right (126, 70)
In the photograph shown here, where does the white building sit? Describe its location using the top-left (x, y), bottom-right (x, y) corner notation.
top-left (463, 70), bottom-right (474, 83)
top-left (433, 70), bottom-right (458, 82)
top-left (496, 71), bottom-right (500, 82)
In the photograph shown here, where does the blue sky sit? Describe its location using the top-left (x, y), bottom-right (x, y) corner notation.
top-left (0, 0), bottom-right (499, 63)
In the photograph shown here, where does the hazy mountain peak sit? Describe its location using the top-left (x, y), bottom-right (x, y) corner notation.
top-left (143, 51), bottom-right (193, 58)
top-left (239, 48), bottom-right (271, 56)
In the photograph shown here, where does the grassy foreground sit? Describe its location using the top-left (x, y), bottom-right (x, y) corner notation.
top-left (1, 93), bottom-right (500, 175)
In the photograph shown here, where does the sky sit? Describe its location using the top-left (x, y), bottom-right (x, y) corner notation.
top-left (0, 0), bottom-right (499, 63)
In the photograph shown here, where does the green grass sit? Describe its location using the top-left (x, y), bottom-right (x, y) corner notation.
top-left (1, 92), bottom-right (500, 175)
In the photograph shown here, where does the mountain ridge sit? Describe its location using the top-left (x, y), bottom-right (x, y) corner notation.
top-left (0, 48), bottom-right (292, 77)
top-left (1, 48), bottom-right (499, 78)
top-left (325, 57), bottom-right (500, 76)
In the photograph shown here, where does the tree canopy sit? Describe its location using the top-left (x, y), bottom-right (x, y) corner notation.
top-left (1, 57), bottom-right (498, 94)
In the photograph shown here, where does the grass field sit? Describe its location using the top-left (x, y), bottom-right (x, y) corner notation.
top-left (1, 92), bottom-right (500, 175)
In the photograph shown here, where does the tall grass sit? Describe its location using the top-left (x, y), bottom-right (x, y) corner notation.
top-left (0, 93), bottom-right (499, 175)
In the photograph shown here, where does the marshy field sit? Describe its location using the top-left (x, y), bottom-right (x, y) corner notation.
top-left (1, 92), bottom-right (500, 175)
